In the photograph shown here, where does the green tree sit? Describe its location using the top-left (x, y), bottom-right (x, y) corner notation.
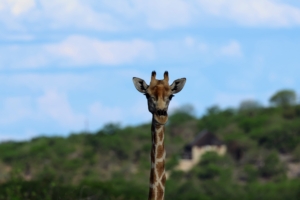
top-left (239, 99), bottom-right (261, 111)
top-left (206, 105), bottom-right (221, 115)
top-left (100, 123), bottom-right (121, 134)
top-left (258, 151), bottom-right (286, 179)
top-left (269, 89), bottom-right (296, 107)
top-left (168, 104), bottom-right (195, 126)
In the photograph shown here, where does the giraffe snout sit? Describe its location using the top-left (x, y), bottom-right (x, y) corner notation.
top-left (156, 109), bottom-right (167, 116)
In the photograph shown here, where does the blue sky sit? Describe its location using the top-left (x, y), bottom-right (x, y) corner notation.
top-left (0, 0), bottom-right (300, 141)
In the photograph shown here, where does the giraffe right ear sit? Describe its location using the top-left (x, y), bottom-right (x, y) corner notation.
top-left (132, 77), bottom-right (149, 93)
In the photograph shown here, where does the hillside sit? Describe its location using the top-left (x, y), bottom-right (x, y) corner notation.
top-left (1, 102), bottom-right (300, 199)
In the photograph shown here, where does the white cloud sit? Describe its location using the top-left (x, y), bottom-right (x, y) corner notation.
top-left (130, 98), bottom-right (150, 120)
top-left (0, 34), bottom-right (34, 41)
top-left (103, 0), bottom-right (300, 28)
top-left (103, 0), bottom-right (192, 29)
top-left (268, 73), bottom-right (295, 87)
top-left (1, 0), bottom-right (300, 35)
top-left (0, 72), bottom-right (102, 128)
top-left (0, 96), bottom-right (33, 125)
top-left (0, 44), bottom-right (45, 69)
top-left (197, 0), bottom-right (300, 27)
top-left (39, 1), bottom-right (118, 31)
top-left (184, 36), bottom-right (196, 47)
top-left (219, 41), bottom-right (242, 57)
top-left (139, 37), bottom-right (246, 68)
top-left (46, 35), bottom-right (155, 66)
top-left (0, 36), bottom-right (242, 70)
top-left (0, 0), bottom-right (118, 31)
top-left (0, 92), bottom-right (146, 140)
top-left (88, 102), bottom-right (123, 126)
top-left (0, 72), bottom-right (130, 135)
top-left (0, 73), bottom-right (92, 92)
top-left (0, 90), bottom-right (125, 135)
top-left (198, 43), bottom-right (208, 52)
top-left (213, 92), bottom-right (255, 108)
top-left (142, 0), bottom-right (192, 29)
top-left (226, 79), bottom-right (254, 91)
top-left (37, 90), bottom-right (85, 128)
top-left (0, 36), bottom-right (155, 68)
top-left (0, 0), bottom-right (36, 16)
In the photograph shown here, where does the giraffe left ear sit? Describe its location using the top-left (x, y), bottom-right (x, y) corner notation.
top-left (170, 78), bottom-right (186, 94)
top-left (133, 77), bottom-right (149, 93)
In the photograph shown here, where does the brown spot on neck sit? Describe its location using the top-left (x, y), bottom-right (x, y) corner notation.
top-left (149, 168), bottom-right (157, 185)
top-left (156, 161), bottom-right (165, 179)
top-left (148, 187), bottom-right (156, 200)
top-left (156, 145), bottom-right (164, 159)
top-left (156, 184), bottom-right (164, 200)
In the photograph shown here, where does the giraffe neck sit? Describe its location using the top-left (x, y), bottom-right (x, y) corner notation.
top-left (148, 117), bottom-right (166, 200)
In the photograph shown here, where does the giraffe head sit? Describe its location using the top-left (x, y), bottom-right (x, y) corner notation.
top-left (133, 71), bottom-right (186, 125)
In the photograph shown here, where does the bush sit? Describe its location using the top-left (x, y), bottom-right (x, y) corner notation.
top-left (258, 151), bottom-right (286, 179)
top-left (269, 89), bottom-right (297, 107)
top-left (292, 145), bottom-right (300, 162)
top-left (191, 152), bottom-right (233, 180)
top-left (168, 104), bottom-right (196, 127)
top-left (165, 155), bottom-right (179, 170)
top-left (243, 165), bottom-right (259, 182)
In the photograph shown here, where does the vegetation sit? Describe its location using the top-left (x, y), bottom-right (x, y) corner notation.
top-left (0, 89), bottom-right (300, 199)
top-left (269, 89), bottom-right (297, 107)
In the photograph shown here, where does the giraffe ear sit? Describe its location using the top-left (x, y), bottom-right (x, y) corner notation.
top-left (132, 77), bottom-right (149, 93)
top-left (170, 78), bottom-right (186, 94)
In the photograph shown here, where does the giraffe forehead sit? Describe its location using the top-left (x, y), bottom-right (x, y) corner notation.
top-left (148, 82), bottom-right (170, 96)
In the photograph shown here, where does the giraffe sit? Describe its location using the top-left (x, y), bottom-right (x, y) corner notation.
top-left (132, 71), bottom-right (186, 200)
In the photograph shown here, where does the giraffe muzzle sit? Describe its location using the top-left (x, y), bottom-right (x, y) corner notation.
top-left (156, 109), bottom-right (167, 116)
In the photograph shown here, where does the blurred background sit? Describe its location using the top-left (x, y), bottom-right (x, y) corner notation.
top-left (0, 0), bottom-right (300, 199)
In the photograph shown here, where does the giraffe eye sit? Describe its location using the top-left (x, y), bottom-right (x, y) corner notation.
top-left (169, 95), bottom-right (174, 100)
top-left (145, 94), bottom-right (156, 101)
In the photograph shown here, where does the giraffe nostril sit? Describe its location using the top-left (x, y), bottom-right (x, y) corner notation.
top-left (156, 110), bottom-right (167, 116)
top-left (157, 110), bottom-right (162, 116)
